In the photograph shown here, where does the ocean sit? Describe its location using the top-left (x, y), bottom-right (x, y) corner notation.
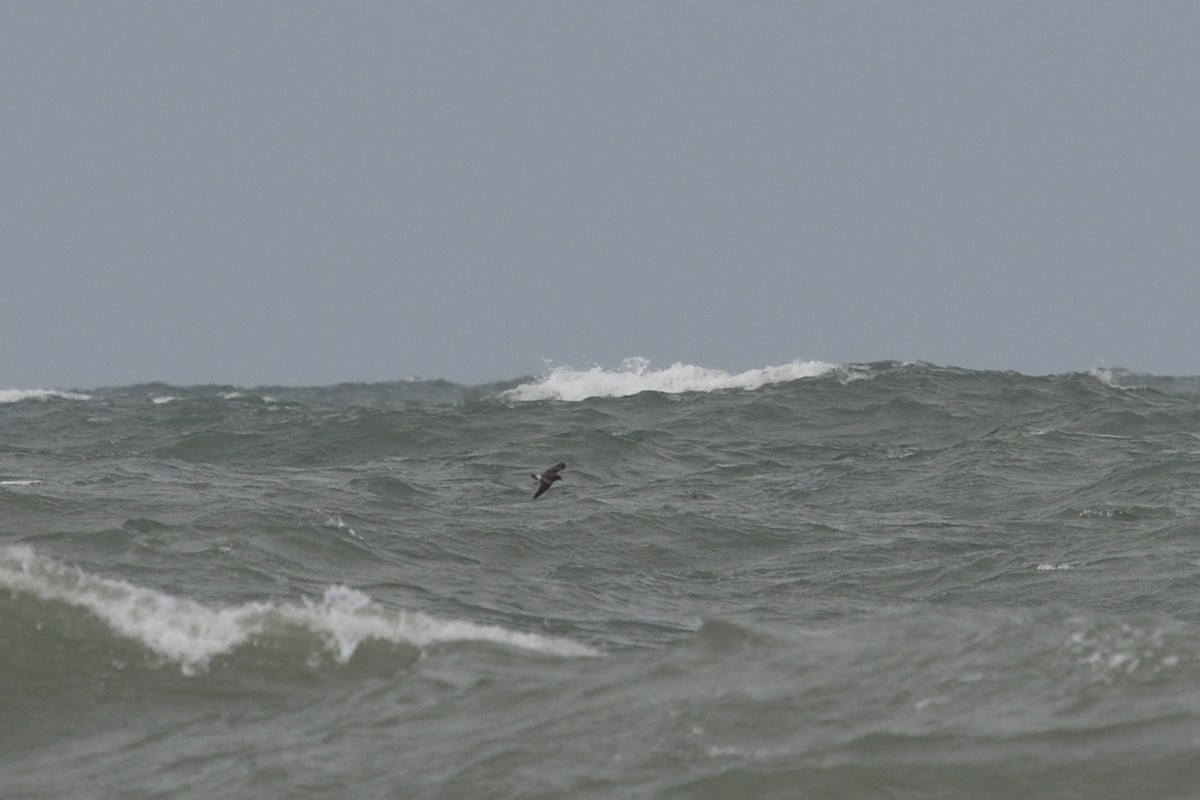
top-left (3, 359), bottom-right (1199, 799)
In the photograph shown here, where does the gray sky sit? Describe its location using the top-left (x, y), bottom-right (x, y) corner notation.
top-left (4, 2), bottom-right (1198, 388)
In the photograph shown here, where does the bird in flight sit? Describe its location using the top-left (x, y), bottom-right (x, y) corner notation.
top-left (531, 462), bottom-right (566, 499)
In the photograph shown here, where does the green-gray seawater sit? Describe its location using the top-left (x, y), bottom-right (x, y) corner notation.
top-left (4, 361), bottom-right (1200, 799)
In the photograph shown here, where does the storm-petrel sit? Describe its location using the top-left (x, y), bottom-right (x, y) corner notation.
top-left (531, 462), bottom-right (566, 499)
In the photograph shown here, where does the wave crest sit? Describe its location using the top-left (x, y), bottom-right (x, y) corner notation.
top-left (502, 357), bottom-right (837, 402)
top-left (0, 389), bottom-right (92, 404)
top-left (0, 547), bottom-right (594, 674)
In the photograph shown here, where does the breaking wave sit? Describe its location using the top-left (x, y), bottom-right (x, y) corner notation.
top-left (0, 547), bottom-right (595, 675)
top-left (501, 356), bottom-right (838, 402)
top-left (0, 389), bottom-right (92, 404)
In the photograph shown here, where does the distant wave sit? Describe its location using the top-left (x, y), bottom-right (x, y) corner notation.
top-left (501, 357), bottom-right (838, 402)
top-left (0, 388), bottom-right (92, 403)
top-left (0, 547), bottom-right (595, 674)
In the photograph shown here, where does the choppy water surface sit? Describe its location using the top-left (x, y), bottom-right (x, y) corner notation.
top-left (3, 360), bottom-right (1200, 799)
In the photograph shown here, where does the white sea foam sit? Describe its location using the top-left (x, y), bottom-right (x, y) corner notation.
top-left (1089, 365), bottom-right (1145, 390)
top-left (0, 480), bottom-right (42, 487)
top-left (151, 396), bottom-right (178, 405)
top-left (1066, 619), bottom-right (1178, 683)
top-left (324, 514), bottom-right (362, 540)
top-left (0, 546), bottom-right (595, 674)
top-left (0, 389), bottom-right (92, 404)
top-left (502, 357), bottom-right (838, 402)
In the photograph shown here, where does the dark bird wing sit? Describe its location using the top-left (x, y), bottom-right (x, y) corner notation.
top-left (531, 462), bottom-right (566, 499)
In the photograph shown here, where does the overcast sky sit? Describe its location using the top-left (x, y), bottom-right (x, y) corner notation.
top-left (4, 2), bottom-right (1197, 388)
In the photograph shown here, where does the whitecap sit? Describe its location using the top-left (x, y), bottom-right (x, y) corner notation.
top-left (0, 389), bottom-right (92, 404)
top-left (1088, 365), bottom-right (1145, 390)
top-left (0, 546), bottom-right (595, 675)
top-left (324, 514), bottom-right (362, 540)
top-left (502, 356), bottom-right (838, 402)
top-left (1066, 618), bottom-right (1177, 683)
